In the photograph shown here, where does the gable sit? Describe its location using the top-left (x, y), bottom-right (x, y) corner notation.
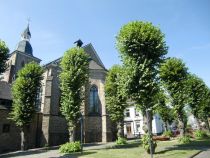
top-left (89, 60), bottom-right (104, 70)
top-left (44, 43), bottom-right (106, 71)
top-left (83, 44), bottom-right (106, 70)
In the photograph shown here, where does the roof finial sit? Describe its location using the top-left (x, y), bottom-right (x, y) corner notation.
top-left (27, 17), bottom-right (31, 27)
top-left (74, 39), bottom-right (83, 47)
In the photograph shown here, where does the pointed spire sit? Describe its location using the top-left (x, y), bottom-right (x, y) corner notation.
top-left (21, 23), bottom-right (31, 41)
top-left (16, 23), bottom-right (33, 55)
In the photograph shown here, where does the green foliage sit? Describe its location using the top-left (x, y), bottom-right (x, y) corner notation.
top-left (142, 134), bottom-right (157, 153)
top-left (116, 21), bottom-right (168, 66)
top-left (194, 130), bottom-right (208, 139)
top-left (187, 74), bottom-right (209, 120)
top-left (59, 47), bottom-right (89, 128)
top-left (59, 141), bottom-right (81, 153)
top-left (115, 137), bottom-right (127, 145)
top-left (178, 136), bottom-right (191, 144)
top-left (0, 40), bottom-right (9, 74)
top-left (105, 65), bottom-right (127, 123)
top-left (197, 89), bottom-right (210, 122)
top-left (163, 130), bottom-right (173, 137)
top-left (160, 58), bottom-right (189, 135)
top-left (116, 21), bottom-right (168, 111)
top-left (10, 62), bottom-right (43, 127)
top-left (155, 89), bottom-right (174, 125)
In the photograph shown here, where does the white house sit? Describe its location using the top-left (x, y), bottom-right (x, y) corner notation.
top-left (124, 106), bottom-right (164, 138)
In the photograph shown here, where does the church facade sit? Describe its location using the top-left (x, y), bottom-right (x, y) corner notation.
top-left (0, 25), bottom-right (113, 153)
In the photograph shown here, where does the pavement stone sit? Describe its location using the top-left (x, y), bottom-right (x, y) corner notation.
top-left (0, 141), bottom-right (118, 158)
top-left (193, 149), bottom-right (210, 158)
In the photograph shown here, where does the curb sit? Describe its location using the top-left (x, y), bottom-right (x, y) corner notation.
top-left (188, 150), bottom-right (202, 158)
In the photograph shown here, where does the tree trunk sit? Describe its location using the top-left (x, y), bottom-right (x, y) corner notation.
top-left (178, 118), bottom-right (185, 137)
top-left (117, 120), bottom-right (124, 138)
top-left (146, 110), bottom-right (154, 154)
top-left (21, 126), bottom-right (29, 151)
top-left (194, 117), bottom-right (201, 130)
top-left (69, 126), bottom-right (76, 142)
top-left (204, 117), bottom-right (210, 132)
top-left (164, 121), bottom-right (168, 131)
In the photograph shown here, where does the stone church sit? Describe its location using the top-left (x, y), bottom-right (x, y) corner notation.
top-left (0, 25), bottom-right (113, 153)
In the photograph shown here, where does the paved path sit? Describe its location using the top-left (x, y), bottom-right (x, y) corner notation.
top-left (0, 141), bottom-right (118, 158)
top-left (193, 149), bottom-right (210, 158)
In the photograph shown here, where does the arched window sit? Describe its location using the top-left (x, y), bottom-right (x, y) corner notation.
top-left (35, 87), bottom-right (42, 111)
top-left (89, 85), bottom-right (99, 114)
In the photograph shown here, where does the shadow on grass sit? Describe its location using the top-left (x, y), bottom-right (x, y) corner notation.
top-left (0, 148), bottom-right (50, 158)
top-left (106, 141), bottom-right (141, 149)
top-left (155, 139), bottom-right (210, 155)
top-left (49, 151), bottom-right (96, 158)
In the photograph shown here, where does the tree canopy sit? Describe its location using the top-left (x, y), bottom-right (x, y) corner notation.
top-left (10, 62), bottom-right (43, 127)
top-left (116, 21), bottom-right (168, 110)
top-left (160, 57), bottom-right (189, 136)
top-left (59, 47), bottom-right (89, 141)
top-left (187, 74), bottom-right (207, 120)
top-left (0, 40), bottom-right (9, 74)
top-left (105, 65), bottom-right (127, 137)
top-left (116, 21), bottom-right (168, 153)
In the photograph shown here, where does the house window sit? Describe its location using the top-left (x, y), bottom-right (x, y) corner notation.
top-left (89, 85), bottom-right (99, 114)
top-left (136, 122), bottom-right (140, 132)
top-left (3, 124), bottom-right (10, 133)
top-left (135, 109), bottom-right (140, 117)
top-left (125, 109), bottom-right (130, 117)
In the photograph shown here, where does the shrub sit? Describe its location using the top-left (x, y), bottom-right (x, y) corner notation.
top-left (178, 136), bottom-right (191, 144)
top-left (142, 134), bottom-right (157, 154)
top-left (116, 137), bottom-right (127, 145)
top-left (194, 130), bottom-right (208, 139)
top-left (59, 141), bottom-right (81, 153)
top-left (163, 130), bottom-right (173, 137)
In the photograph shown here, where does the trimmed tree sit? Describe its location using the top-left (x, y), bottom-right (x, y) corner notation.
top-left (105, 65), bottom-right (127, 138)
top-left (155, 90), bottom-right (174, 131)
top-left (10, 62), bottom-right (43, 150)
top-left (160, 57), bottom-right (189, 136)
top-left (187, 73), bottom-right (207, 129)
top-left (0, 40), bottom-right (9, 74)
top-left (197, 87), bottom-right (210, 132)
top-left (116, 21), bottom-right (168, 153)
top-left (59, 47), bottom-right (89, 142)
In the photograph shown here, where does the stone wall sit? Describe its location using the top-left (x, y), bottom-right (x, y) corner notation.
top-left (0, 109), bottom-right (42, 153)
top-left (83, 68), bottom-right (113, 143)
top-left (2, 51), bottom-right (40, 83)
top-left (41, 66), bottom-right (68, 146)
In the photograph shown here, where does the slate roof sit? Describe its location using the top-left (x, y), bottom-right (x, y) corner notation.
top-left (16, 40), bottom-right (33, 56)
top-left (21, 24), bottom-right (31, 39)
top-left (44, 43), bottom-right (106, 70)
top-left (16, 24), bottom-right (33, 56)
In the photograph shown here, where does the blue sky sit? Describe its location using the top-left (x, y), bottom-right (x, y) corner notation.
top-left (0, 0), bottom-right (210, 86)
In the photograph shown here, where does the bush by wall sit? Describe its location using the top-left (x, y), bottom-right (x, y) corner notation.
top-left (59, 141), bottom-right (81, 153)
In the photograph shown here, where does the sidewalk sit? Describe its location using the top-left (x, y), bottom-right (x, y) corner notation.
top-left (193, 149), bottom-right (210, 158)
top-left (0, 141), bottom-right (118, 158)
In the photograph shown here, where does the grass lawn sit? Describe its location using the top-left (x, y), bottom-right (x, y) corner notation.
top-left (61, 138), bottom-right (210, 158)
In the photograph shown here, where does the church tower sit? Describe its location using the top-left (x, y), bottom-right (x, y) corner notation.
top-left (2, 24), bottom-right (41, 83)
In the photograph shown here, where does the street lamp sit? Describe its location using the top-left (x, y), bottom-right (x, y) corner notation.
top-left (146, 108), bottom-right (153, 158)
